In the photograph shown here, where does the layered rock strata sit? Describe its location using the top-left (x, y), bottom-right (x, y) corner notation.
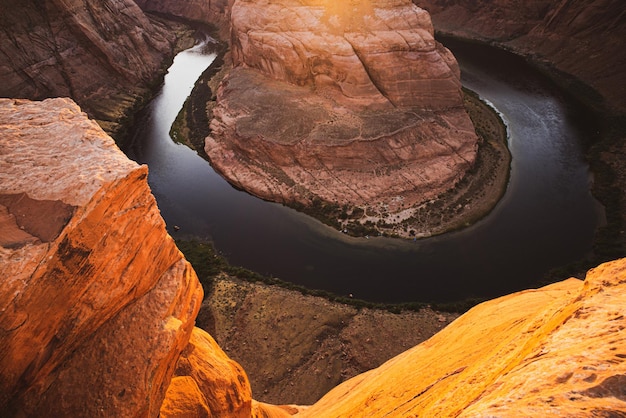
top-left (0, 98), bottom-right (204, 416)
top-left (297, 258), bottom-right (626, 417)
top-left (0, 0), bottom-right (177, 136)
top-left (206, 0), bottom-right (479, 233)
top-left (415, 0), bottom-right (626, 115)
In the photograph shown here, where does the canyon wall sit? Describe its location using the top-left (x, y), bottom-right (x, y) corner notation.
top-left (0, 97), bottom-right (297, 418)
top-left (205, 0), bottom-right (479, 234)
top-left (0, 0), bottom-right (178, 137)
top-left (1, 98), bottom-right (624, 417)
top-left (415, 0), bottom-right (626, 115)
top-left (135, 0), bottom-right (232, 37)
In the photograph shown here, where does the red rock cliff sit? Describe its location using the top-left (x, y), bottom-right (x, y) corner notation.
top-left (414, 0), bottom-right (626, 114)
top-left (0, 98), bottom-right (203, 416)
top-left (0, 0), bottom-right (177, 136)
top-left (135, 0), bottom-right (232, 37)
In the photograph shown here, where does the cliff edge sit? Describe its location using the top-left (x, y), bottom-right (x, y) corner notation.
top-left (0, 97), bottom-right (304, 418)
top-left (1, 98), bottom-right (624, 417)
top-left (0, 98), bottom-right (205, 416)
top-left (297, 258), bottom-right (626, 417)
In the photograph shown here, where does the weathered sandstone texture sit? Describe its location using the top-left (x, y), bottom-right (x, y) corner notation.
top-left (162, 326), bottom-right (303, 417)
top-left (415, 0), bottom-right (626, 115)
top-left (0, 98), bottom-right (203, 416)
top-left (0, 0), bottom-right (177, 137)
top-left (206, 0), bottom-right (479, 235)
top-left (161, 327), bottom-right (253, 417)
top-left (297, 258), bottom-right (626, 417)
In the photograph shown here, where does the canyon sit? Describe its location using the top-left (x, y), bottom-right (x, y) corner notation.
top-left (1, 0), bottom-right (625, 416)
top-left (416, 0), bottom-right (626, 115)
top-left (1, 98), bottom-right (624, 416)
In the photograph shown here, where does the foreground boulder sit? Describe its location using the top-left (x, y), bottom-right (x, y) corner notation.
top-left (205, 0), bottom-right (478, 234)
top-left (0, 98), bottom-right (203, 416)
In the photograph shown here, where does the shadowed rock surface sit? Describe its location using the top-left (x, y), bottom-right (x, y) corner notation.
top-left (0, 0), bottom-right (178, 137)
top-left (415, 0), bottom-right (626, 115)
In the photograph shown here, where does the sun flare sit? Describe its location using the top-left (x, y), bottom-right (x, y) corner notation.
top-left (317, 0), bottom-right (375, 32)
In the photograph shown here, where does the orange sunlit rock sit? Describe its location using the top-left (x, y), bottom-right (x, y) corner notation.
top-left (164, 327), bottom-right (253, 417)
top-left (296, 259), bottom-right (626, 417)
top-left (0, 98), bottom-right (203, 417)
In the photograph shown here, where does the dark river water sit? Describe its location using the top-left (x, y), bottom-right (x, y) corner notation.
top-left (124, 36), bottom-right (603, 304)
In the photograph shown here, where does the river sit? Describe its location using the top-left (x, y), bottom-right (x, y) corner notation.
top-left (124, 34), bottom-right (603, 304)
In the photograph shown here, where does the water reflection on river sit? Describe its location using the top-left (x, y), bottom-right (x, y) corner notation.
top-left (124, 36), bottom-right (603, 304)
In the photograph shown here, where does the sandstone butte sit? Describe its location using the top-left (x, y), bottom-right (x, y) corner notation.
top-left (204, 0), bottom-right (479, 233)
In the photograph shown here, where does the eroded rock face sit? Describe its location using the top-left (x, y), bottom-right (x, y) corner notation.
top-left (135, 0), bottom-right (232, 37)
top-left (231, 0), bottom-right (463, 110)
top-left (0, 0), bottom-right (177, 136)
top-left (206, 0), bottom-right (478, 227)
top-left (415, 0), bottom-right (626, 114)
top-left (297, 258), bottom-right (626, 417)
top-left (162, 326), bottom-right (303, 418)
top-left (162, 327), bottom-right (253, 417)
top-left (0, 98), bottom-right (203, 416)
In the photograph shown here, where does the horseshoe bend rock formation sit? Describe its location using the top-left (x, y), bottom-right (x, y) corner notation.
top-left (206, 0), bottom-right (478, 226)
top-left (0, 97), bottom-right (204, 416)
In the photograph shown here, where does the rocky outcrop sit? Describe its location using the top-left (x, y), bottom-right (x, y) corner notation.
top-left (162, 326), bottom-right (302, 417)
top-left (231, 0), bottom-right (464, 110)
top-left (161, 327), bottom-right (253, 417)
top-left (206, 0), bottom-right (478, 234)
top-left (415, 0), bottom-right (626, 115)
top-left (0, 0), bottom-right (177, 137)
top-left (296, 257), bottom-right (626, 417)
top-left (0, 98), bottom-right (203, 416)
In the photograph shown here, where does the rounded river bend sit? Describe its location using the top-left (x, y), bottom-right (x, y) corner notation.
top-left (124, 35), bottom-right (603, 304)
